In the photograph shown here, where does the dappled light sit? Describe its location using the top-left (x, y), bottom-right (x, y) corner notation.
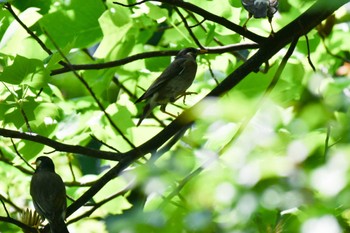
top-left (1, 0), bottom-right (350, 232)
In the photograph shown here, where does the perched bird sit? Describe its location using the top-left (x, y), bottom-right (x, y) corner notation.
top-left (30, 156), bottom-right (69, 233)
top-left (135, 47), bottom-right (200, 126)
top-left (241, 0), bottom-right (278, 33)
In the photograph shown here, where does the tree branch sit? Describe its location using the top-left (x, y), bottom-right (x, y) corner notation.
top-left (64, 0), bottom-right (349, 217)
top-left (174, 7), bottom-right (205, 49)
top-left (50, 44), bottom-right (258, 75)
top-left (113, 0), bottom-right (266, 44)
top-left (0, 128), bottom-right (123, 161)
top-left (4, 3), bottom-right (52, 56)
top-left (43, 29), bottom-right (137, 150)
top-left (0, 216), bottom-right (37, 233)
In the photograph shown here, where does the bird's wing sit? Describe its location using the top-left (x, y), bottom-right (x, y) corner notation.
top-left (242, 0), bottom-right (270, 18)
top-left (136, 57), bottom-right (186, 102)
top-left (30, 172), bottom-right (66, 220)
top-left (241, 0), bottom-right (255, 7)
top-left (268, 0), bottom-right (278, 16)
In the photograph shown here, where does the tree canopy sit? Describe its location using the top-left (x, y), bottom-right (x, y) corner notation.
top-left (1, 0), bottom-right (350, 232)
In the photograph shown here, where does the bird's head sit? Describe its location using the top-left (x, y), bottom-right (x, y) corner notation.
top-left (33, 156), bottom-right (55, 172)
top-left (176, 47), bottom-right (206, 59)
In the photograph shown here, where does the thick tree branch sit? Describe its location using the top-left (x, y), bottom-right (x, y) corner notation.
top-left (0, 216), bottom-right (37, 233)
top-left (156, 36), bottom-right (298, 206)
top-left (2, 1), bottom-right (347, 231)
top-left (64, 0), bottom-right (349, 217)
top-left (0, 128), bottom-right (123, 161)
top-left (206, 0), bottom-right (349, 98)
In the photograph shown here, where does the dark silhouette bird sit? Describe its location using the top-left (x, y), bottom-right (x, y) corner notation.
top-left (30, 156), bottom-right (69, 233)
top-left (241, 0), bottom-right (278, 33)
top-left (135, 47), bottom-right (200, 126)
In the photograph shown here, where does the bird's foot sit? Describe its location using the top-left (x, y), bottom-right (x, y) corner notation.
top-left (163, 110), bottom-right (177, 118)
top-left (176, 91), bottom-right (197, 104)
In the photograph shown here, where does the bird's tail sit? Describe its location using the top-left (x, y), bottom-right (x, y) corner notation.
top-left (50, 218), bottom-right (69, 233)
top-left (137, 103), bottom-right (152, 126)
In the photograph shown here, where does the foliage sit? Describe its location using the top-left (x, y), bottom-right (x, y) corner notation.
top-left (0, 0), bottom-right (350, 232)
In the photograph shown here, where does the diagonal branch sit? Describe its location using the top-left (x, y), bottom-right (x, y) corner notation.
top-left (174, 7), bottom-right (205, 49)
top-left (0, 128), bottom-right (123, 161)
top-left (0, 216), bottom-right (37, 233)
top-left (65, 0), bottom-right (349, 217)
top-left (4, 3), bottom-right (52, 56)
top-left (44, 29), bottom-right (137, 150)
top-left (113, 0), bottom-right (266, 43)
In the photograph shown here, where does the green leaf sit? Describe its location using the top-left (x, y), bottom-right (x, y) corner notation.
top-left (0, 7), bottom-right (43, 57)
top-left (12, 0), bottom-right (52, 14)
top-left (228, 0), bottom-right (242, 8)
top-left (205, 24), bottom-right (216, 46)
top-left (146, 2), bottom-right (168, 21)
top-left (45, 43), bottom-right (74, 70)
top-left (145, 55), bottom-right (170, 72)
top-left (0, 55), bottom-right (49, 88)
top-left (94, 8), bottom-right (132, 59)
top-left (39, 0), bottom-right (104, 48)
top-left (84, 68), bottom-right (115, 96)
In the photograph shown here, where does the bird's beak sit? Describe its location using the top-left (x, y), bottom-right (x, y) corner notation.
top-left (198, 48), bottom-right (208, 54)
top-left (31, 160), bottom-right (40, 166)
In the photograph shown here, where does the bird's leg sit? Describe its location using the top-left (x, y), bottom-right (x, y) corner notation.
top-left (262, 61), bottom-right (270, 73)
top-left (160, 104), bottom-right (177, 118)
top-left (242, 13), bottom-right (252, 31)
top-left (268, 17), bottom-right (275, 36)
top-left (175, 92), bottom-right (197, 104)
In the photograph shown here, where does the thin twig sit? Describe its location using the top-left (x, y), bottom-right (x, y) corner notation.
top-left (0, 193), bottom-right (22, 212)
top-left (0, 155), bottom-right (33, 175)
top-left (10, 138), bottom-right (34, 170)
top-left (264, 37), bottom-right (300, 96)
top-left (150, 124), bottom-right (191, 162)
top-left (160, 165), bottom-right (204, 209)
top-left (186, 10), bottom-right (249, 61)
top-left (68, 156), bottom-right (77, 182)
top-left (206, 59), bottom-right (220, 85)
top-left (65, 180), bottom-right (96, 187)
top-left (324, 124), bottom-right (331, 162)
top-left (0, 198), bottom-right (10, 217)
top-left (4, 3), bottom-right (52, 55)
top-left (113, 0), bottom-right (148, 7)
top-left (113, 0), bottom-right (266, 44)
top-left (320, 38), bottom-right (350, 63)
top-left (305, 34), bottom-right (316, 72)
top-left (221, 37), bottom-right (300, 154)
top-left (43, 29), bottom-right (136, 149)
top-left (68, 184), bottom-right (131, 224)
top-left (20, 108), bottom-right (32, 133)
top-left (90, 134), bottom-right (120, 153)
top-left (174, 7), bottom-right (205, 49)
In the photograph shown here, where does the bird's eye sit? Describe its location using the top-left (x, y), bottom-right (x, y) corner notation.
top-left (36, 160), bottom-right (41, 166)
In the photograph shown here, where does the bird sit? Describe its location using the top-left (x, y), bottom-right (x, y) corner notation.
top-left (135, 47), bottom-right (200, 126)
top-left (30, 156), bottom-right (69, 233)
top-left (241, 0), bottom-right (278, 33)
